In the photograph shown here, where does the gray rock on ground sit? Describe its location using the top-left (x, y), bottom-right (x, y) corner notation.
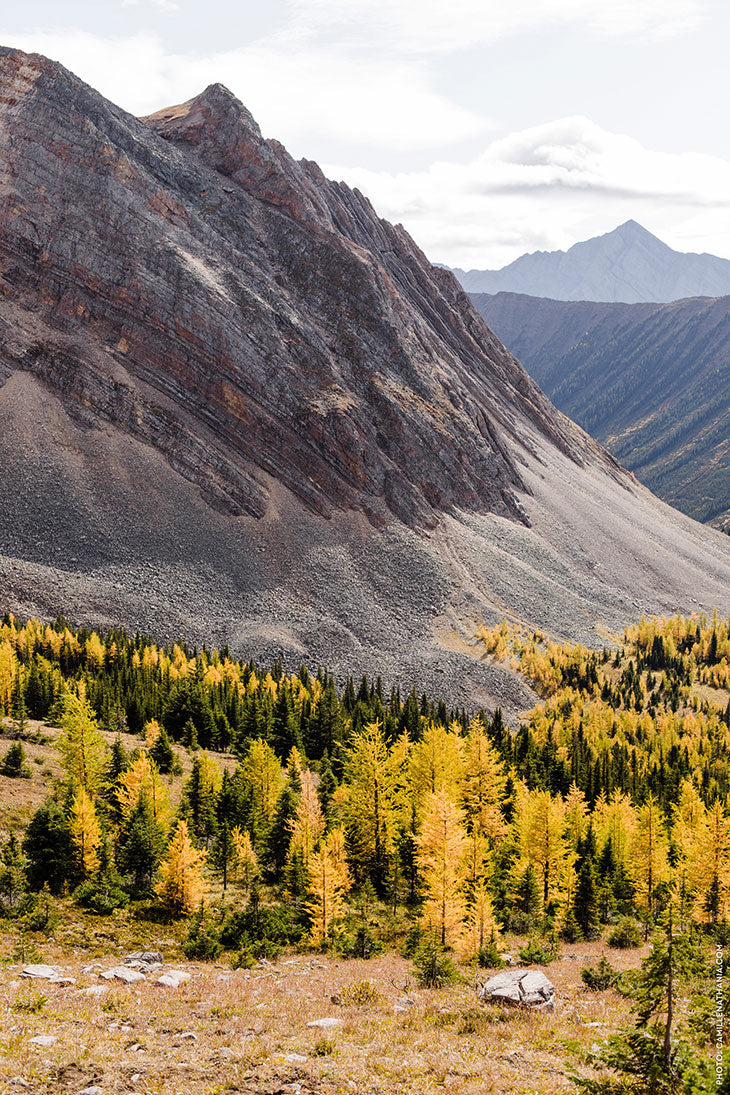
top-left (478, 969), bottom-right (555, 1010)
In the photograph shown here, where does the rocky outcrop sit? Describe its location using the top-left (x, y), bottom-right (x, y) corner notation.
top-left (0, 47), bottom-right (600, 533)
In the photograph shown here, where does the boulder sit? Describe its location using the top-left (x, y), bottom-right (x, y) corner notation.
top-left (155, 970), bottom-right (191, 988)
top-left (100, 967), bottom-right (145, 984)
top-left (478, 969), bottom-right (555, 1011)
top-left (20, 965), bottom-right (59, 980)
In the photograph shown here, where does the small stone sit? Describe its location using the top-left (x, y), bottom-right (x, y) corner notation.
top-left (396, 995), bottom-right (414, 1008)
top-left (155, 970), bottom-right (190, 988)
top-left (179, 1031), bottom-right (198, 1040)
top-left (83, 986), bottom-right (110, 998)
top-left (50, 975), bottom-right (76, 985)
top-left (306, 1017), bottom-right (341, 1030)
top-left (8, 1079), bottom-right (31, 1088)
top-left (21, 964), bottom-right (58, 980)
top-left (285, 1053), bottom-right (307, 1063)
top-left (79, 1087), bottom-right (103, 1095)
top-left (100, 967), bottom-right (145, 984)
top-left (29, 1034), bottom-right (57, 1046)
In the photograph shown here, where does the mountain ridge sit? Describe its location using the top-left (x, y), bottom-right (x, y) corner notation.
top-left (471, 290), bottom-right (730, 525)
top-left (0, 46), bottom-right (728, 713)
top-left (451, 221), bottom-right (730, 303)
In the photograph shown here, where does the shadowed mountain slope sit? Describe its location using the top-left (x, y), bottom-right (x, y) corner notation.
top-left (472, 291), bottom-right (730, 526)
top-left (452, 221), bottom-right (730, 303)
top-left (0, 47), bottom-right (728, 713)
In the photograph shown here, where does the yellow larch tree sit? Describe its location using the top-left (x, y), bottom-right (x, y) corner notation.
top-left (564, 783), bottom-right (589, 849)
top-left (462, 880), bottom-right (501, 960)
top-left (416, 789), bottom-right (469, 949)
top-left (684, 800), bottom-right (730, 926)
top-left (460, 716), bottom-right (506, 846)
top-left (69, 786), bottom-right (101, 878)
top-left (155, 819), bottom-right (206, 915)
top-left (672, 779), bottom-right (707, 926)
top-left (231, 826), bottom-right (258, 892)
top-left (594, 789), bottom-right (636, 867)
top-left (287, 769), bottom-right (325, 880)
top-left (629, 794), bottom-right (669, 928)
top-left (115, 750), bottom-right (171, 831)
top-left (0, 640), bottom-right (19, 714)
top-left (515, 788), bottom-right (567, 908)
top-left (408, 721), bottom-right (464, 810)
top-left (239, 738), bottom-right (285, 848)
top-left (306, 828), bottom-right (351, 946)
top-left (58, 688), bottom-right (107, 793)
top-left (344, 720), bottom-right (409, 887)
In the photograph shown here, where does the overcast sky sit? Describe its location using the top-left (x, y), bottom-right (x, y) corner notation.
top-left (3, 0), bottom-right (730, 267)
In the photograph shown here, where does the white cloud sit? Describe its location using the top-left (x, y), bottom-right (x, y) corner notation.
top-left (0, 28), bottom-right (485, 150)
top-left (323, 117), bottom-right (730, 266)
top-left (289, 0), bottom-right (703, 52)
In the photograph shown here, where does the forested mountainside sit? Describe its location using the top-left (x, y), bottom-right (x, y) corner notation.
top-left (472, 291), bottom-right (730, 527)
top-left (452, 220), bottom-right (730, 302)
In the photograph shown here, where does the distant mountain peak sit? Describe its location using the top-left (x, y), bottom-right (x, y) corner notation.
top-left (452, 221), bottom-right (730, 303)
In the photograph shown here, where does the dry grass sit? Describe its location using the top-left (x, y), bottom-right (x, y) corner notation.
top-left (0, 939), bottom-right (645, 1094)
top-left (0, 718), bottom-right (236, 832)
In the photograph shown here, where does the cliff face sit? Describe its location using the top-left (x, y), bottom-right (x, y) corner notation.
top-left (0, 49), bottom-right (592, 533)
top-left (0, 47), bottom-right (728, 713)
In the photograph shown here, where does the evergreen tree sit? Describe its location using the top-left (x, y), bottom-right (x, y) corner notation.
top-left (23, 799), bottom-right (74, 893)
top-left (0, 741), bottom-right (31, 778)
top-left (0, 833), bottom-right (27, 912)
top-left (117, 799), bottom-right (166, 892)
top-left (574, 857), bottom-right (599, 940)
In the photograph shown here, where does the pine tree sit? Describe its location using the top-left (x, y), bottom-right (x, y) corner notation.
top-left (306, 828), bottom-right (351, 946)
top-left (573, 857), bottom-right (599, 940)
top-left (155, 820), bottom-right (206, 915)
top-left (10, 669), bottom-right (28, 738)
top-left (150, 725), bottom-right (176, 774)
top-left (0, 741), bottom-right (31, 778)
top-left (416, 790), bottom-right (469, 949)
top-left (58, 689), bottom-right (107, 793)
top-left (69, 787), bottom-right (101, 879)
top-left (22, 799), bottom-right (74, 893)
top-left (117, 799), bottom-right (166, 892)
top-left (0, 833), bottom-right (27, 911)
top-left (182, 752), bottom-right (222, 846)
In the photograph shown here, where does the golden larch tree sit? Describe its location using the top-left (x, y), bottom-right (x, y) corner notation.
top-left (306, 828), bottom-right (351, 946)
top-left (629, 794), bottom-right (669, 927)
top-left (69, 786), bottom-right (101, 878)
top-left (685, 800), bottom-right (730, 926)
top-left (516, 788), bottom-right (567, 907)
top-left (409, 721), bottom-right (464, 810)
top-left (231, 826), bottom-right (258, 892)
top-left (287, 769), bottom-right (325, 879)
top-left (116, 750), bottom-right (171, 830)
top-left (416, 789), bottom-right (469, 948)
top-left (344, 720), bottom-right (409, 887)
top-left (58, 688), bottom-right (107, 793)
top-left (460, 716), bottom-right (506, 845)
top-left (155, 819), bottom-right (206, 915)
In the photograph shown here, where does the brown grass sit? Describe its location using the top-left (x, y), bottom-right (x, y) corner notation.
top-left (0, 938), bottom-right (645, 1094)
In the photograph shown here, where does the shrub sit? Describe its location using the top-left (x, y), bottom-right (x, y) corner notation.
top-left (182, 905), bottom-right (222, 960)
top-left (340, 979), bottom-right (381, 1006)
top-left (401, 923), bottom-right (424, 958)
top-left (220, 900), bottom-right (307, 951)
top-left (1, 742), bottom-right (31, 778)
top-left (312, 1036), bottom-right (336, 1056)
top-left (74, 875), bottom-right (129, 915)
top-left (336, 925), bottom-right (383, 959)
top-left (477, 931), bottom-right (505, 970)
top-left (518, 931), bottom-right (560, 965)
top-left (607, 916), bottom-right (642, 949)
top-left (581, 955), bottom-right (617, 991)
top-left (413, 935), bottom-right (458, 988)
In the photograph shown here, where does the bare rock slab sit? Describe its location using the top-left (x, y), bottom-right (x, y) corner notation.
top-left (21, 965), bottom-right (59, 980)
top-left (478, 969), bottom-right (555, 1011)
top-left (100, 967), bottom-right (146, 984)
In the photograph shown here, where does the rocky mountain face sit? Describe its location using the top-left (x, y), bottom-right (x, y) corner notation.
top-left (472, 292), bottom-right (730, 527)
top-left (451, 221), bottom-right (730, 303)
top-left (0, 47), bottom-right (729, 713)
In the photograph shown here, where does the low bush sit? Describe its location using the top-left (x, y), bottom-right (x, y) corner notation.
top-left (607, 916), bottom-right (642, 949)
top-left (413, 935), bottom-right (458, 988)
top-left (518, 931), bottom-right (561, 965)
top-left (581, 955), bottom-right (618, 991)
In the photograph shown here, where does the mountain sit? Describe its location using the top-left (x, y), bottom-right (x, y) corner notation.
top-left (451, 221), bottom-right (730, 303)
top-left (0, 47), bottom-right (728, 715)
top-left (471, 292), bottom-right (730, 527)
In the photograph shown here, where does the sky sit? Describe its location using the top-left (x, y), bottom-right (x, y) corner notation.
top-left (2, 0), bottom-right (730, 268)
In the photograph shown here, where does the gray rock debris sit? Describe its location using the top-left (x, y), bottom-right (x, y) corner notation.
top-left (478, 969), bottom-right (555, 1011)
